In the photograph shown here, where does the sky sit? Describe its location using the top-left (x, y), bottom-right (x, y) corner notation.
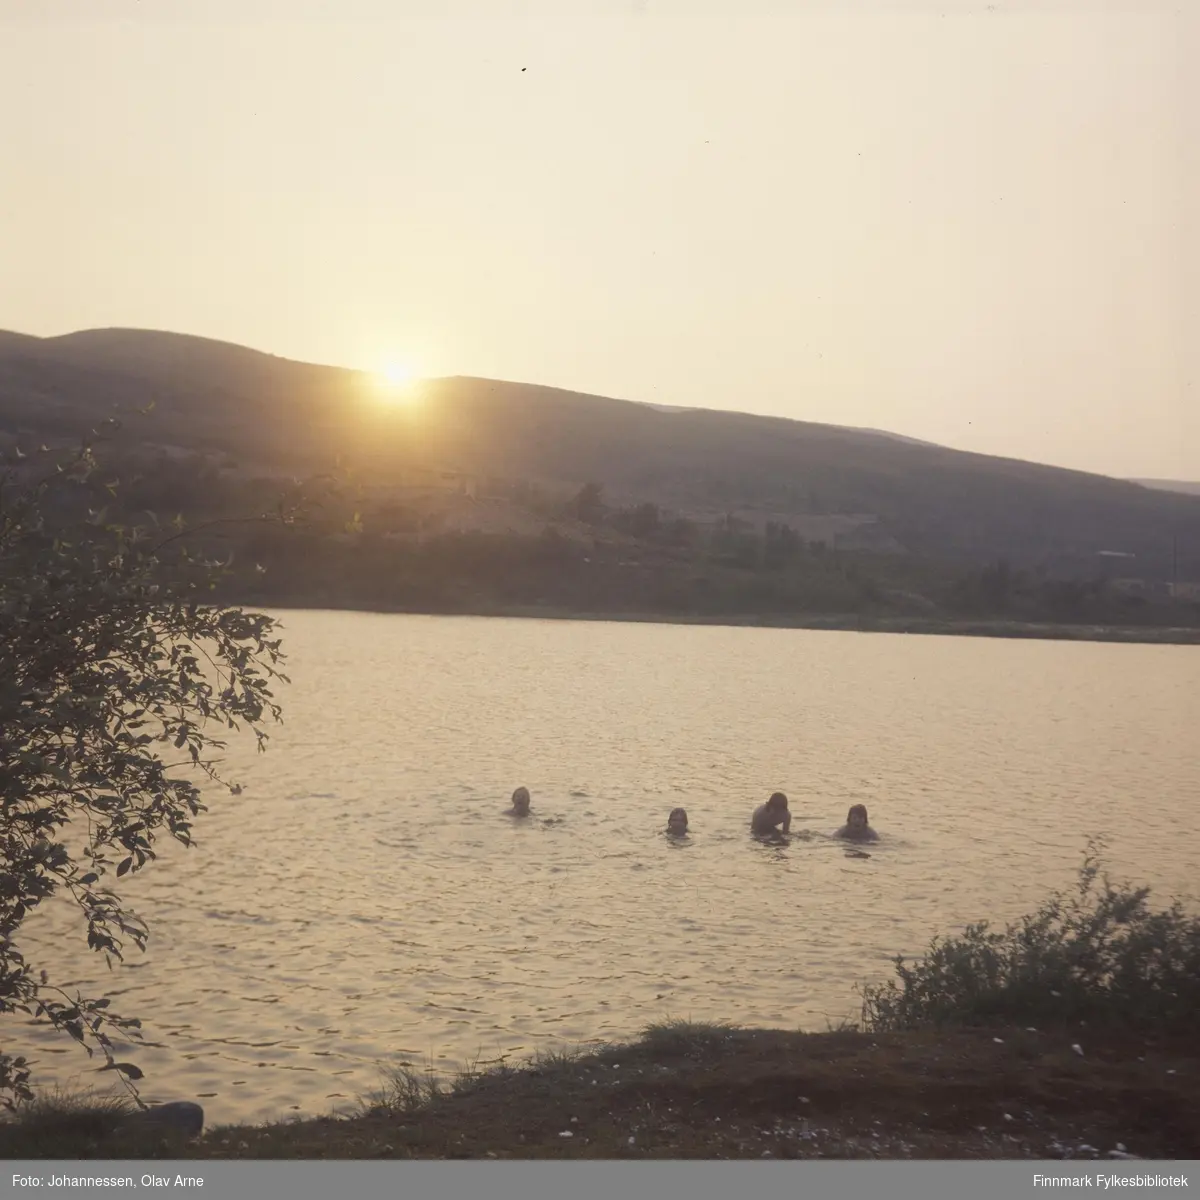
top-left (1, 0), bottom-right (1196, 480)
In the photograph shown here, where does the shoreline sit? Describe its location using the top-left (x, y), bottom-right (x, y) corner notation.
top-left (226, 600), bottom-right (1200, 645)
top-left (8, 1024), bottom-right (1198, 1160)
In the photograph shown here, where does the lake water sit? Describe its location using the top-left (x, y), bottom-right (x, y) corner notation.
top-left (12, 611), bottom-right (1199, 1127)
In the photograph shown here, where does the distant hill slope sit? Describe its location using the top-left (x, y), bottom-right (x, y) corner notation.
top-left (1130, 479), bottom-right (1200, 497)
top-left (3, 327), bottom-right (1200, 580)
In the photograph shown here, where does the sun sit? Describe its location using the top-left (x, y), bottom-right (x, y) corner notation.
top-left (381, 361), bottom-right (415, 388)
top-left (370, 359), bottom-right (423, 403)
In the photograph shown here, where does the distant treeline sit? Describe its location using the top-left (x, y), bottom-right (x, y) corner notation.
top-left (41, 450), bottom-right (1200, 628)
top-left (213, 529), bottom-right (1198, 632)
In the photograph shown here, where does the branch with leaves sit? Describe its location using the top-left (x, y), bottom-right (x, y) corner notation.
top-left (0, 417), bottom-right (334, 1108)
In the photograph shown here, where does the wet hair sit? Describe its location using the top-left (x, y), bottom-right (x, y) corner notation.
top-left (768, 791), bottom-right (789, 810)
top-left (667, 807), bottom-right (688, 826)
top-left (847, 804), bottom-right (869, 824)
top-left (511, 787), bottom-right (530, 809)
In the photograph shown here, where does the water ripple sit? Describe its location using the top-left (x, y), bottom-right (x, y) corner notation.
top-left (10, 612), bottom-right (1198, 1126)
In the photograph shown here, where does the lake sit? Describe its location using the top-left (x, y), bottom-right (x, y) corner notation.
top-left (14, 611), bottom-right (1199, 1127)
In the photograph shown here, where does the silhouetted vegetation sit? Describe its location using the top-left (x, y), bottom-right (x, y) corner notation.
top-left (860, 846), bottom-right (1200, 1036)
top-left (0, 421), bottom-right (299, 1107)
top-left (197, 493), bottom-right (1200, 634)
top-left (16, 432), bottom-right (1188, 637)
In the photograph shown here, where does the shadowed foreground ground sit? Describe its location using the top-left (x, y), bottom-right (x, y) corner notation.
top-left (5, 1025), bottom-right (1197, 1160)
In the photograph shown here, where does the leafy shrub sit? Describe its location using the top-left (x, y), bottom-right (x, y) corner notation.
top-left (860, 843), bottom-right (1200, 1034)
top-left (0, 421), bottom-right (305, 1107)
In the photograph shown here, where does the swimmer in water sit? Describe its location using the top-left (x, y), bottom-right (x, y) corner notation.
top-left (835, 803), bottom-right (878, 842)
top-left (507, 786), bottom-right (531, 818)
top-left (666, 807), bottom-right (689, 836)
top-left (751, 791), bottom-right (792, 837)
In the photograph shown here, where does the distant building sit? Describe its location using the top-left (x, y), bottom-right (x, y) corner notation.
top-left (1111, 578), bottom-right (1170, 599)
top-left (1110, 578), bottom-right (1150, 595)
top-left (1169, 581), bottom-right (1200, 601)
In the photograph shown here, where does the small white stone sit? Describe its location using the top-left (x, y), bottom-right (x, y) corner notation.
top-left (993, 1037), bottom-right (1005, 1044)
top-left (1004, 1113), bottom-right (1014, 1122)
top-left (628, 1136), bottom-right (636, 1145)
top-left (1116, 1143), bottom-right (1127, 1152)
top-left (1071, 1043), bottom-right (1084, 1056)
top-left (1167, 1069), bottom-right (1177, 1075)
top-left (558, 1131), bottom-right (573, 1138)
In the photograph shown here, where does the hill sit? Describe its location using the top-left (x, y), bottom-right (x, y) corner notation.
top-left (1129, 479), bottom-right (1200, 497)
top-left (3, 326), bottom-right (1199, 581)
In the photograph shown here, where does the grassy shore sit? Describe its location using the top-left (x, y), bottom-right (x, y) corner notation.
top-left (2, 1022), bottom-right (1196, 1161)
top-left (238, 600), bottom-right (1200, 646)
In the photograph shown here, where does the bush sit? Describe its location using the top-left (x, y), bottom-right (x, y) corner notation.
top-left (0, 421), bottom-right (301, 1107)
top-left (859, 843), bottom-right (1200, 1035)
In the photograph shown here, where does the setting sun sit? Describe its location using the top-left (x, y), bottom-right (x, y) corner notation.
top-left (370, 358), bottom-right (423, 403)
top-left (382, 361), bottom-right (415, 387)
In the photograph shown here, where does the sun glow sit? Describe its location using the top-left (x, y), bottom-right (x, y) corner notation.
top-left (372, 358), bottom-right (422, 403)
top-left (382, 361), bottom-right (415, 387)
